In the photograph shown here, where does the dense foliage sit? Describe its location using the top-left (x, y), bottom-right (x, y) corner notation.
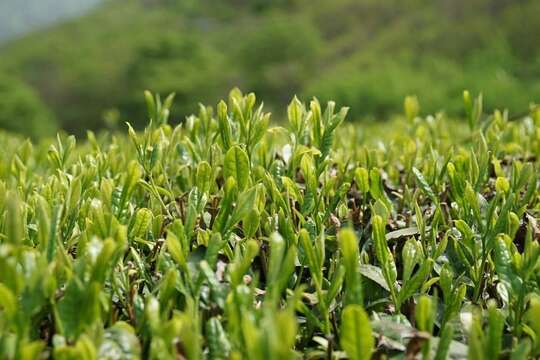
top-left (2, 0), bottom-right (540, 136)
top-left (0, 74), bottom-right (57, 138)
top-left (0, 89), bottom-right (539, 359)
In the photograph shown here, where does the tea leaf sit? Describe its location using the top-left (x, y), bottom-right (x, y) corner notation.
top-left (224, 145), bottom-right (250, 191)
top-left (340, 305), bottom-right (373, 360)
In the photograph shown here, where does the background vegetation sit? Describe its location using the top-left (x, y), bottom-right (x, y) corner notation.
top-left (1, 0), bottom-right (540, 137)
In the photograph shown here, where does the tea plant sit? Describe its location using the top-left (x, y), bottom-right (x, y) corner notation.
top-left (0, 89), bottom-right (539, 359)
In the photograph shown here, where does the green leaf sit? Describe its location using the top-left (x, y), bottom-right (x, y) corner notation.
top-left (206, 317), bottom-right (231, 360)
top-left (416, 295), bottom-right (434, 358)
top-left (20, 341), bottom-right (46, 360)
top-left (358, 264), bottom-right (390, 292)
top-left (98, 322), bottom-right (141, 360)
top-left (372, 215), bottom-right (397, 306)
top-left (385, 227), bottom-right (423, 242)
top-left (398, 258), bottom-right (433, 306)
top-left (486, 304), bottom-right (504, 360)
top-left (402, 238), bottom-right (420, 282)
top-left (217, 100), bottom-right (233, 151)
top-left (300, 228), bottom-right (322, 286)
top-left (130, 208), bottom-right (153, 238)
top-left (251, 113), bottom-right (270, 149)
top-left (340, 305), bottom-right (374, 360)
top-left (510, 340), bottom-right (531, 360)
top-left (5, 191), bottom-right (23, 245)
top-left (57, 280), bottom-right (100, 339)
top-left (287, 96), bottom-right (304, 134)
top-left (54, 335), bottom-right (97, 360)
top-left (144, 90), bottom-right (156, 120)
top-left (434, 324), bottom-right (454, 360)
top-left (196, 161), bottom-right (213, 193)
top-left (242, 209), bottom-right (260, 239)
top-left (267, 232), bottom-right (296, 305)
top-left (354, 167), bottom-right (370, 194)
top-left (0, 284), bottom-right (17, 320)
top-left (338, 228), bottom-right (363, 305)
top-left (412, 167), bottom-right (436, 202)
top-left (468, 313), bottom-right (485, 360)
top-left (90, 238), bottom-right (119, 283)
top-left (369, 168), bottom-right (384, 201)
top-left (229, 239), bottom-right (259, 287)
top-left (36, 195), bottom-right (51, 254)
top-left (526, 297), bottom-right (540, 354)
top-left (272, 310), bottom-right (298, 358)
top-left (167, 230), bottom-right (187, 270)
top-left (494, 235), bottom-right (521, 292)
top-left (229, 185), bottom-right (258, 229)
top-left (372, 215), bottom-right (389, 267)
top-left (415, 295), bottom-right (434, 333)
top-left (205, 232), bottom-right (225, 269)
top-left (224, 145), bottom-right (250, 191)
top-left (404, 95), bottom-right (419, 122)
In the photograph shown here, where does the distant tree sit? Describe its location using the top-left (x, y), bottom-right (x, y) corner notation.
top-left (0, 73), bottom-right (57, 138)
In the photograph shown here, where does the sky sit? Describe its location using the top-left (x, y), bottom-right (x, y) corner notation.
top-left (0, 0), bottom-right (102, 43)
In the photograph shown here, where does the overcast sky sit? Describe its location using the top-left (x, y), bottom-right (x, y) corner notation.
top-left (0, 0), bottom-right (102, 43)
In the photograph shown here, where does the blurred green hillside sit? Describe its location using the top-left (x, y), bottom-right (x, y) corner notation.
top-left (1, 0), bottom-right (540, 136)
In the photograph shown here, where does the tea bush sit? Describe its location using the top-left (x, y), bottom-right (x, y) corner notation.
top-left (0, 89), bottom-right (539, 359)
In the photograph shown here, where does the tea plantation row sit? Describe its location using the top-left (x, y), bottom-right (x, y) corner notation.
top-left (0, 90), bottom-right (539, 359)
